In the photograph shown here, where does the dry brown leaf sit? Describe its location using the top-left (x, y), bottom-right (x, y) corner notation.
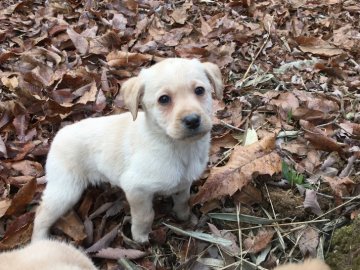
top-left (233, 184), bottom-right (263, 206)
top-left (77, 81), bottom-right (98, 104)
top-left (296, 226), bottom-right (319, 257)
top-left (303, 189), bottom-right (322, 216)
top-left (1, 76), bottom-right (18, 91)
top-left (300, 120), bottom-right (345, 155)
top-left (294, 36), bottom-right (343, 57)
top-left (208, 223), bottom-right (240, 256)
top-left (293, 90), bottom-right (339, 113)
top-left (200, 16), bottom-right (212, 36)
top-left (243, 229), bottom-right (275, 254)
top-left (0, 136), bottom-right (7, 158)
top-left (170, 2), bottom-right (192, 24)
top-left (300, 150), bottom-right (321, 173)
top-left (67, 27), bottom-right (89, 55)
top-left (5, 178), bottom-right (36, 216)
top-left (11, 160), bottom-right (44, 177)
top-left (54, 210), bottom-right (87, 242)
top-left (292, 108), bottom-right (331, 123)
top-left (269, 92), bottom-right (299, 113)
top-left (0, 212), bottom-right (34, 250)
top-left (12, 114), bottom-right (29, 141)
top-left (86, 224), bottom-right (121, 253)
top-left (340, 122), bottom-right (360, 136)
top-left (192, 134), bottom-right (281, 205)
top-left (106, 51), bottom-right (153, 67)
top-left (322, 176), bottom-right (355, 198)
top-left (0, 200), bottom-right (11, 218)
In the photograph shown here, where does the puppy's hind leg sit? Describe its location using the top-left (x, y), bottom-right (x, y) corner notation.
top-left (32, 173), bottom-right (86, 242)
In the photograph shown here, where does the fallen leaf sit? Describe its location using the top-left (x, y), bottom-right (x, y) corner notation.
top-left (86, 224), bottom-right (121, 253)
top-left (106, 51), bottom-right (152, 67)
top-left (1, 76), bottom-right (18, 90)
top-left (208, 223), bottom-right (240, 256)
top-left (0, 136), bottom-right (7, 158)
top-left (67, 27), bottom-right (89, 55)
top-left (192, 134), bottom-right (282, 205)
top-left (243, 127), bottom-right (258, 146)
top-left (296, 226), bottom-right (319, 257)
top-left (0, 200), bottom-right (11, 218)
top-left (170, 3), bottom-right (192, 25)
top-left (77, 81), bottom-right (98, 104)
top-left (269, 92), bottom-right (299, 113)
top-left (294, 36), bottom-right (343, 57)
top-left (0, 212), bottom-right (34, 250)
top-left (300, 120), bottom-right (345, 155)
top-left (303, 189), bottom-right (322, 216)
top-left (322, 176), bottom-right (355, 199)
top-left (5, 178), bottom-right (36, 216)
top-left (243, 229), bottom-right (275, 254)
top-left (54, 210), bottom-right (87, 242)
top-left (11, 160), bottom-right (44, 177)
top-left (340, 122), bottom-right (360, 136)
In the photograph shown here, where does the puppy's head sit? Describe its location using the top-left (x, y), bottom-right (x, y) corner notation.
top-left (121, 58), bottom-right (223, 140)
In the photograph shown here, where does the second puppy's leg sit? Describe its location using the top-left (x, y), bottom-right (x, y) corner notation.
top-left (32, 174), bottom-right (86, 241)
top-left (126, 191), bottom-right (154, 243)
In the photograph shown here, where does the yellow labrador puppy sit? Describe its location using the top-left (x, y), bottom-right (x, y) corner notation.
top-left (274, 259), bottom-right (330, 270)
top-left (32, 58), bottom-right (223, 243)
top-left (0, 240), bottom-right (97, 270)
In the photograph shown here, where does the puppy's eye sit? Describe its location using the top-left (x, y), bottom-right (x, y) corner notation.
top-left (194, 87), bottom-right (205, 96)
top-left (158, 95), bottom-right (171, 105)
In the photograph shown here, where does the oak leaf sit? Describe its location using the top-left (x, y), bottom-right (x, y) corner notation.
top-left (192, 134), bottom-right (281, 205)
top-left (243, 229), bottom-right (275, 254)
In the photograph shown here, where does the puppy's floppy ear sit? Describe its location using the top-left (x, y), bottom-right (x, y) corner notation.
top-left (121, 77), bottom-right (144, 120)
top-left (202, 62), bottom-right (224, 100)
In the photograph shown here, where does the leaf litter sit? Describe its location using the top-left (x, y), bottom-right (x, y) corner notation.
top-left (1, 0), bottom-right (360, 269)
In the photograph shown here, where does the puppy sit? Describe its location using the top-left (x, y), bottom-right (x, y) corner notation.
top-left (32, 58), bottom-right (223, 243)
top-left (274, 259), bottom-right (330, 270)
top-left (0, 240), bottom-right (97, 270)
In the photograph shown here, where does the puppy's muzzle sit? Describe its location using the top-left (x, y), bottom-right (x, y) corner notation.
top-left (182, 113), bottom-right (201, 130)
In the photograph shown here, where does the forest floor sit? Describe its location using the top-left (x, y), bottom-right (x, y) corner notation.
top-left (1, 0), bottom-right (360, 269)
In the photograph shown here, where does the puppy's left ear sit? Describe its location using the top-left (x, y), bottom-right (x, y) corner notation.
top-left (202, 62), bottom-right (224, 100)
top-left (121, 77), bottom-right (144, 121)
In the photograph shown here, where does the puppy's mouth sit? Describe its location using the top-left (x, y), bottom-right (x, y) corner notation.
top-left (168, 127), bottom-right (211, 141)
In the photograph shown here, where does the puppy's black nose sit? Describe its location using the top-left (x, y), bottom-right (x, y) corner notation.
top-left (183, 114), bottom-right (201, 129)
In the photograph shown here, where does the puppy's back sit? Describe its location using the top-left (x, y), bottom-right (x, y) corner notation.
top-left (0, 240), bottom-right (97, 270)
top-left (274, 259), bottom-right (330, 270)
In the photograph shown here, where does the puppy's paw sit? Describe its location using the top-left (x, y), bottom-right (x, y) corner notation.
top-left (132, 233), bottom-right (149, 244)
top-left (174, 206), bottom-right (191, 221)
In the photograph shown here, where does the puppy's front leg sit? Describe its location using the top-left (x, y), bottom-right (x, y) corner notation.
top-left (172, 184), bottom-right (191, 221)
top-left (126, 191), bottom-right (154, 243)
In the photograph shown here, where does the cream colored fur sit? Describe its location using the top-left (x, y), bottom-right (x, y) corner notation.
top-left (0, 240), bottom-right (97, 270)
top-left (32, 58), bottom-right (223, 243)
top-left (274, 259), bottom-right (330, 270)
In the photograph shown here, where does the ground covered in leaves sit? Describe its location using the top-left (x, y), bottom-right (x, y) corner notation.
top-left (1, 0), bottom-right (360, 269)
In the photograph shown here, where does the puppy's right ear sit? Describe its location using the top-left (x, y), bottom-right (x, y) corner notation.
top-left (121, 77), bottom-right (144, 121)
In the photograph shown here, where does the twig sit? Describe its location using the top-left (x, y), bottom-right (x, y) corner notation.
top-left (264, 184), bottom-right (286, 251)
top-left (236, 204), bottom-right (243, 270)
top-left (312, 194), bottom-right (360, 222)
top-left (220, 120), bottom-right (245, 132)
top-left (214, 142), bottom-right (241, 167)
top-left (237, 19), bottom-right (273, 89)
top-left (285, 229), bottom-right (305, 264)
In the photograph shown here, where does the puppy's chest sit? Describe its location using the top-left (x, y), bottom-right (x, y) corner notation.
top-left (159, 145), bottom-right (208, 190)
